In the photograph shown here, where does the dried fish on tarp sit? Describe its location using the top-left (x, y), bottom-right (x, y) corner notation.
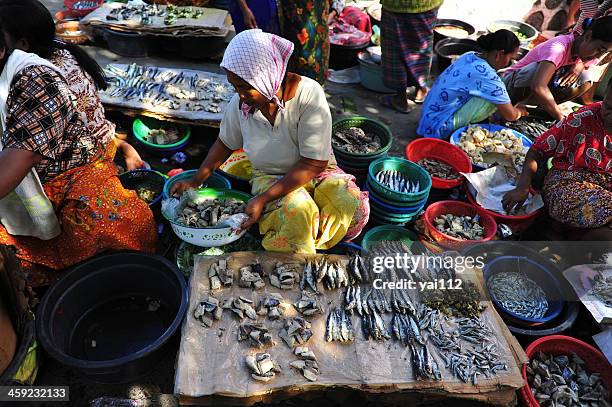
top-left (239, 263), bottom-right (266, 290)
top-left (325, 307), bottom-right (354, 343)
top-left (238, 323), bottom-right (275, 348)
top-left (457, 126), bottom-right (526, 169)
top-left (278, 317), bottom-right (313, 348)
top-left (434, 214), bottom-right (485, 240)
top-left (590, 273), bottom-right (612, 308)
top-left (270, 262), bottom-right (301, 290)
top-left (221, 296), bottom-right (257, 321)
top-left (375, 170), bottom-right (421, 193)
top-left (527, 351), bottom-right (610, 406)
top-left (193, 294), bottom-right (222, 327)
top-left (347, 252), bottom-right (370, 283)
top-left (293, 292), bottom-right (324, 316)
top-left (343, 285), bottom-right (363, 315)
top-left (332, 127), bottom-right (382, 155)
top-left (417, 158), bottom-right (460, 180)
top-left (245, 353), bottom-right (281, 382)
top-left (361, 290), bottom-right (391, 341)
top-left (176, 198), bottom-right (246, 228)
top-left (208, 259), bottom-right (234, 290)
top-left (290, 347), bottom-right (320, 382)
top-left (410, 343), bottom-right (442, 381)
top-left (300, 259), bottom-right (319, 293)
top-left (321, 260), bottom-right (349, 290)
top-left (256, 293), bottom-right (286, 320)
top-left (487, 271), bottom-right (548, 319)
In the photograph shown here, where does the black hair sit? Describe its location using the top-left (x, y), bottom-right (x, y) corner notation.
top-left (476, 29), bottom-right (520, 54)
top-left (583, 16), bottom-right (612, 42)
top-left (0, 0), bottom-right (107, 89)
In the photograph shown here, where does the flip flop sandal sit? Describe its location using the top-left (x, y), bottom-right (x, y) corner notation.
top-left (379, 94), bottom-right (415, 114)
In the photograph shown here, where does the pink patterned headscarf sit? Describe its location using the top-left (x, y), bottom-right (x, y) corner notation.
top-left (220, 29), bottom-right (294, 118)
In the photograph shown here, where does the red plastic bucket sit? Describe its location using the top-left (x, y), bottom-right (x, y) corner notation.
top-left (405, 138), bottom-right (472, 189)
top-left (520, 335), bottom-right (612, 407)
top-left (465, 186), bottom-right (541, 233)
top-left (423, 200), bottom-right (497, 250)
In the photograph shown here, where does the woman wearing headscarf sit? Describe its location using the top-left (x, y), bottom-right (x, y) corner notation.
top-left (0, 5), bottom-right (157, 286)
top-left (172, 29), bottom-right (369, 253)
top-left (503, 79), bottom-right (612, 241)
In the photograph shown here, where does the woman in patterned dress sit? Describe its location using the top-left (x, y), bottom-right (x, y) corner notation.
top-left (503, 80), bottom-right (612, 241)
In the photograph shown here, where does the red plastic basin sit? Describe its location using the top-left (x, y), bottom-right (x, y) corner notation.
top-left (520, 335), bottom-right (612, 407)
top-left (465, 186), bottom-right (541, 233)
top-left (64, 0), bottom-right (104, 17)
top-left (423, 200), bottom-right (497, 250)
top-left (406, 138), bottom-right (472, 189)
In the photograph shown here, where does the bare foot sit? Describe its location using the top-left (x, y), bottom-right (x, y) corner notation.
top-left (414, 87), bottom-right (429, 103)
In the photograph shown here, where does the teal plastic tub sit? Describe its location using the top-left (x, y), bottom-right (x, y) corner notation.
top-left (368, 157), bottom-right (432, 203)
top-left (332, 116), bottom-right (393, 166)
top-left (132, 117), bottom-right (191, 155)
top-left (357, 53), bottom-right (395, 93)
top-left (361, 225), bottom-right (418, 251)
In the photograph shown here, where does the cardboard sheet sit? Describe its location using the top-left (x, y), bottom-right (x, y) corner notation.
top-left (99, 64), bottom-right (232, 123)
top-left (81, 3), bottom-right (229, 37)
top-left (175, 252), bottom-right (526, 404)
top-left (563, 264), bottom-right (612, 324)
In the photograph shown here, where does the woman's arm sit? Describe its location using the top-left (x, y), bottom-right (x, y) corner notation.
top-left (531, 61), bottom-right (565, 120)
top-left (238, 0), bottom-right (258, 29)
top-left (502, 147), bottom-right (543, 212)
top-left (497, 103), bottom-right (528, 121)
top-left (170, 139), bottom-right (234, 196)
top-left (240, 157), bottom-right (328, 231)
top-left (114, 138), bottom-right (146, 170)
top-left (0, 149), bottom-right (43, 200)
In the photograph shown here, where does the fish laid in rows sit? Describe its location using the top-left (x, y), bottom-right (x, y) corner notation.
top-left (434, 214), bottom-right (484, 240)
top-left (410, 343), bottom-right (441, 381)
top-left (177, 198), bottom-right (246, 228)
top-left (325, 307), bottom-right (354, 343)
top-left (256, 293), bottom-right (286, 320)
top-left (239, 263), bottom-right (266, 290)
top-left (487, 271), bottom-right (549, 319)
top-left (245, 353), bottom-right (281, 382)
top-left (193, 294), bottom-right (222, 327)
top-left (347, 252), bottom-right (370, 283)
top-left (417, 158), bottom-right (460, 180)
top-left (279, 317), bottom-right (313, 348)
top-left (332, 127), bottom-right (382, 155)
top-left (360, 290), bottom-right (390, 341)
top-left (238, 323), bottom-right (275, 348)
top-left (375, 170), bottom-right (420, 194)
top-left (344, 285), bottom-right (363, 315)
top-left (208, 259), bottom-right (234, 290)
top-left (301, 258), bottom-right (349, 292)
top-left (527, 351), bottom-right (610, 407)
top-left (290, 347), bottom-right (320, 382)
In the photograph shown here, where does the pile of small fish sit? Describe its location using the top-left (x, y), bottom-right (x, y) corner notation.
top-left (290, 347), bottom-right (320, 382)
top-left (73, 0), bottom-right (98, 10)
top-left (136, 187), bottom-right (158, 204)
top-left (421, 280), bottom-right (486, 319)
top-left (527, 351), bottom-right (610, 407)
top-left (590, 272), bottom-right (612, 308)
top-left (106, 4), bottom-right (204, 25)
top-left (193, 295), bottom-right (222, 327)
top-left (238, 263), bottom-right (266, 290)
top-left (417, 158), bottom-right (460, 180)
top-left (434, 214), bottom-right (485, 240)
top-left (300, 258), bottom-right (349, 292)
top-left (245, 353), bottom-right (281, 382)
top-left (457, 126), bottom-right (526, 168)
top-left (360, 290), bottom-right (391, 341)
top-left (347, 252), bottom-right (371, 283)
top-left (487, 271), bottom-right (549, 319)
top-left (256, 294), bottom-right (285, 320)
top-left (375, 170), bottom-right (420, 194)
top-left (103, 64), bottom-right (233, 113)
top-left (208, 259), bottom-right (234, 290)
top-left (177, 198), bottom-right (247, 228)
top-left (504, 118), bottom-right (556, 141)
top-left (270, 263), bottom-right (301, 290)
top-left (343, 285), bottom-right (363, 315)
top-left (410, 343), bottom-right (442, 381)
top-left (391, 313), bottom-right (423, 346)
top-left (293, 293), bottom-right (324, 316)
top-left (325, 307), bottom-right (354, 343)
top-left (144, 127), bottom-right (180, 145)
top-left (222, 296), bottom-right (257, 321)
top-left (332, 127), bottom-right (382, 154)
top-left (279, 317), bottom-right (313, 348)
top-left (238, 323), bottom-right (275, 348)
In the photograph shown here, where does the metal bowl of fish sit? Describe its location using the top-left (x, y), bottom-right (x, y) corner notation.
top-left (367, 157), bottom-right (432, 203)
top-left (162, 188), bottom-right (252, 247)
top-left (331, 117), bottom-right (392, 165)
top-left (521, 335), bottom-right (612, 407)
top-left (132, 117), bottom-right (191, 154)
top-left (423, 201), bottom-right (497, 249)
top-left (406, 138), bottom-right (471, 189)
top-left (484, 256), bottom-right (564, 326)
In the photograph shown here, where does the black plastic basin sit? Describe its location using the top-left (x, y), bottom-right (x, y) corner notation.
top-left (37, 252), bottom-right (187, 383)
top-left (434, 38), bottom-right (481, 72)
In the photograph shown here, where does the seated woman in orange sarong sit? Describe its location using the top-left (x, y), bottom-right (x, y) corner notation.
top-left (0, 2), bottom-right (157, 287)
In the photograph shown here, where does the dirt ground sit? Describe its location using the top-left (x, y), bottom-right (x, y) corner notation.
top-left (33, 1), bottom-right (541, 406)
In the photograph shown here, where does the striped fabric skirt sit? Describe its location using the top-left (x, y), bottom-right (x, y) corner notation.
top-left (381, 8), bottom-right (438, 90)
